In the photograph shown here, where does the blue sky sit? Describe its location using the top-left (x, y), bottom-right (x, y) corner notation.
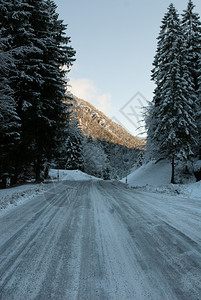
top-left (54, 0), bottom-right (201, 136)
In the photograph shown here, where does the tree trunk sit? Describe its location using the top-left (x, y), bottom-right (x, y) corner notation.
top-left (35, 169), bottom-right (41, 182)
top-left (171, 155), bottom-right (175, 184)
top-left (44, 165), bottom-right (49, 179)
top-left (12, 164), bottom-right (19, 185)
top-left (12, 169), bottom-right (18, 185)
top-left (34, 158), bottom-right (41, 182)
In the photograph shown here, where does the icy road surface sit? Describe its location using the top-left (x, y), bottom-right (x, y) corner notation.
top-left (0, 180), bottom-right (201, 299)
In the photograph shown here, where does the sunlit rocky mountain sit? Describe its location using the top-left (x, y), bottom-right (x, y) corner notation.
top-left (73, 96), bottom-right (145, 148)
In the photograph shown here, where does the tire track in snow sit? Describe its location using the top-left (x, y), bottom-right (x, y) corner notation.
top-left (0, 180), bottom-right (201, 299)
top-left (96, 181), bottom-right (201, 300)
top-left (0, 181), bottom-right (87, 299)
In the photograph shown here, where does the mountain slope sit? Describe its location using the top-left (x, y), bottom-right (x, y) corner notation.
top-left (73, 96), bottom-right (145, 148)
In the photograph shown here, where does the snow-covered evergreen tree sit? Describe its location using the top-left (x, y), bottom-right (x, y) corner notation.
top-left (27, 0), bottom-right (75, 180)
top-left (0, 0), bottom-right (47, 180)
top-left (182, 0), bottom-right (201, 157)
top-left (182, 0), bottom-right (201, 156)
top-left (58, 96), bottom-right (84, 171)
top-left (198, 59), bottom-right (201, 157)
top-left (82, 137), bottom-right (108, 178)
top-left (0, 0), bottom-right (75, 181)
top-left (65, 134), bottom-right (84, 170)
top-left (181, 0), bottom-right (201, 92)
top-left (147, 4), bottom-right (198, 183)
top-left (144, 102), bottom-right (159, 160)
top-left (0, 49), bottom-right (20, 179)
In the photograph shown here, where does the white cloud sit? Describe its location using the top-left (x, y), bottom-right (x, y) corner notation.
top-left (68, 78), bottom-right (113, 115)
top-left (96, 93), bottom-right (113, 114)
top-left (69, 78), bottom-right (96, 101)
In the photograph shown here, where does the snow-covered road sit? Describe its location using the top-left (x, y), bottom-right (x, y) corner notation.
top-left (0, 180), bottom-right (201, 299)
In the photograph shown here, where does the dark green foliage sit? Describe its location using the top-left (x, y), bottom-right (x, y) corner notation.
top-left (99, 139), bottom-right (141, 179)
top-left (181, 0), bottom-right (201, 157)
top-left (181, 0), bottom-right (201, 92)
top-left (0, 0), bottom-right (75, 182)
top-left (0, 50), bottom-right (21, 179)
top-left (146, 3), bottom-right (198, 183)
top-left (65, 134), bottom-right (84, 170)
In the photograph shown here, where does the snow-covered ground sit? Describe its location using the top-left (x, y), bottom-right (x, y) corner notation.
top-left (48, 168), bottom-right (98, 181)
top-left (122, 160), bottom-right (201, 200)
top-left (124, 160), bottom-right (172, 186)
top-left (1, 164), bottom-right (200, 216)
top-left (0, 166), bottom-right (201, 298)
top-left (1, 180), bottom-right (201, 299)
top-left (0, 169), bottom-right (99, 214)
top-left (0, 183), bottom-right (47, 214)
top-left (135, 181), bottom-right (201, 199)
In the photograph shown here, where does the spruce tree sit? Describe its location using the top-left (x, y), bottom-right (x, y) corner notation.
top-left (62, 97), bottom-right (84, 171)
top-left (0, 49), bottom-right (21, 180)
top-left (25, 0), bottom-right (76, 180)
top-left (0, 0), bottom-right (75, 181)
top-left (82, 137), bottom-right (108, 178)
top-left (181, 0), bottom-right (201, 92)
top-left (147, 4), bottom-right (198, 183)
top-left (65, 134), bottom-right (84, 170)
top-left (0, 0), bottom-right (49, 180)
top-left (181, 0), bottom-right (201, 157)
top-left (198, 60), bottom-right (201, 157)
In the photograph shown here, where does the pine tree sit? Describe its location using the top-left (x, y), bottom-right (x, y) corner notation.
top-left (198, 59), bottom-right (201, 157)
top-left (82, 137), bottom-right (108, 178)
top-left (0, 0), bottom-right (75, 181)
top-left (26, 0), bottom-right (76, 180)
top-left (181, 0), bottom-right (201, 92)
top-left (181, 0), bottom-right (201, 157)
top-left (144, 102), bottom-right (159, 160)
top-left (65, 95), bottom-right (84, 171)
top-left (54, 96), bottom-right (84, 171)
top-left (0, 0), bottom-right (48, 180)
top-left (147, 4), bottom-right (198, 183)
top-left (0, 49), bottom-right (21, 180)
top-left (0, 0), bottom-right (33, 180)
top-left (65, 134), bottom-right (84, 170)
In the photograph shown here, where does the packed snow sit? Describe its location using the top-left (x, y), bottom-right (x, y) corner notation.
top-left (0, 183), bottom-right (47, 214)
top-left (0, 169), bottom-right (99, 214)
top-left (48, 168), bottom-right (98, 181)
top-left (122, 160), bottom-right (201, 200)
top-left (1, 164), bottom-right (200, 217)
top-left (134, 181), bottom-right (201, 200)
top-left (0, 180), bottom-right (201, 299)
top-left (123, 160), bottom-right (172, 186)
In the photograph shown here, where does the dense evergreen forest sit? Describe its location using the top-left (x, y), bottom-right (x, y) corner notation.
top-left (145, 1), bottom-right (201, 183)
top-left (0, 0), bottom-right (143, 186)
top-left (0, 0), bottom-right (75, 185)
top-left (0, 0), bottom-right (201, 187)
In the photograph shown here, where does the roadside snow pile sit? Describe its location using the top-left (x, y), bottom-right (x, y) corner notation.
top-left (49, 169), bottom-right (99, 181)
top-left (135, 183), bottom-right (200, 199)
top-left (0, 183), bottom-right (47, 211)
top-left (135, 184), bottom-right (186, 196)
top-left (193, 160), bottom-right (201, 172)
top-left (0, 169), bottom-right (98, 213)
top-left (123, 160), bottom-right (171, 186)
top-left (123, 159), bottom-right (200, 199)
top-left (185, 181), bottom-right (201, 199)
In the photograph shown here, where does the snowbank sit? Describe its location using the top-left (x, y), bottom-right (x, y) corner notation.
top-left (123, 160), bottom-right (172, 186)
top-left (193, 160), bottom-right (201, 172)
top-left (135, 182), bottom-right (201, 200)
top-left (0, 169), bottom-right (99, 214)
top-left (0, 183), bottom-right (47, 212)
top-left (49, 169), bottom-right (99, 181)
top-left (122, 160), bottom-right (200, 200)
top-left (185, 181), bottom-right (201, 199)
